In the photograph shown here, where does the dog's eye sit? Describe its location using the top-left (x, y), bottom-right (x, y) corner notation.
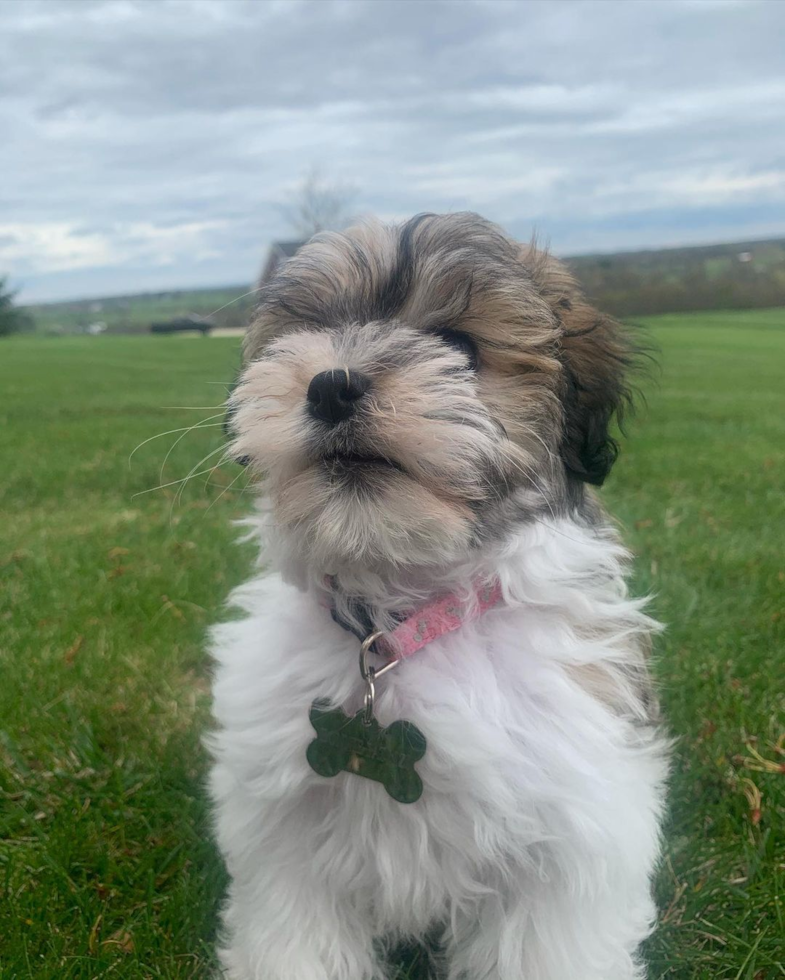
top-left (433, 328), bottom-right (479, 371)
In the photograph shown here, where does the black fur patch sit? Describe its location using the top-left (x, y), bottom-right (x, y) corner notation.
top-left (560, 367), bottom-right (620, 487)
top-left (371, 213), bottom-right (433, 321)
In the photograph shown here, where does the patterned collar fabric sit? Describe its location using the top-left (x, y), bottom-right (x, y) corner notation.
top-left (327, 579), bottom-right (504, 661)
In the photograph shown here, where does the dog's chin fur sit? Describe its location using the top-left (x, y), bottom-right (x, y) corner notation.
top-left (209, 213), bottom-right (668, 979)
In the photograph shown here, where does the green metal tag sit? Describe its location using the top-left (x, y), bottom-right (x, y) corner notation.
top-left (306, 699), bottom-right (426, 804)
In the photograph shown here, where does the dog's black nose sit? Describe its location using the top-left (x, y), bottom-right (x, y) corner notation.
top-left (307, 369), bottom-right (371, 424)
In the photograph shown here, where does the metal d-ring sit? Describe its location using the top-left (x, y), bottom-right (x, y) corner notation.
top-left (359, 631), bottom-right (399, 726)
top-left (362, 668), bottom-right (376, 726)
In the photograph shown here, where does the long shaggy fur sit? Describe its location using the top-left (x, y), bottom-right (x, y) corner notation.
top-left (209, 213), bottom-right (668, 979)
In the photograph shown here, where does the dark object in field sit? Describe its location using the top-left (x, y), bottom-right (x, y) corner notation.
top-left (150, 315), bottom-right (213, 335)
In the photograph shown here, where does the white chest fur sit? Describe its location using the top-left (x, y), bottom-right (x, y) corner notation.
top-left (208, 519), bottom-right (668, 980)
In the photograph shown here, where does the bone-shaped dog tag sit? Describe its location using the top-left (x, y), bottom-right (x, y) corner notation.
top-left (306, 699), bottom-right (426, 804)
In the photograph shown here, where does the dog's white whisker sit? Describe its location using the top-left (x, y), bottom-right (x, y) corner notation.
top-left (172, 444), bottom-right (230, 512)
top-left (203, 466), bottom-right (248, 513)
top-left (205, 286), bottom-right (264, 319)
top-left (164, 404), bottom-right (227, 410)
top-left (128, 414), bottom-right (225, 467)
top-left (131, 459), bottom-right (223, 497)
top-left (158, 414), bottom-right (227, 483)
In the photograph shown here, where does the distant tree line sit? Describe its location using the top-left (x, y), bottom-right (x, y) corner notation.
top-left (567, 239), bottom-right (785, 318)
top-left (9, 236), bottom-right (785, 338)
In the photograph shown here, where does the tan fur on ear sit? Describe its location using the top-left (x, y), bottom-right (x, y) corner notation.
top-left (521, 247), bottom-right (636, 486)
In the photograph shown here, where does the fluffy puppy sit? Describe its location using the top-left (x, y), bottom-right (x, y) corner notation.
top-left (208, 213), bottom-right (667, 980)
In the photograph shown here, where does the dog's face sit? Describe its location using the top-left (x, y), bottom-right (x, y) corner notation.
top-left (229, 213), bottom-right (632, 576)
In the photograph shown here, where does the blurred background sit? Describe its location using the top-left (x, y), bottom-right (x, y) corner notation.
top-left (1, 3), bottom-right (783, 979)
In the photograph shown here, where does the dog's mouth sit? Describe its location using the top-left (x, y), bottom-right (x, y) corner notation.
top-left (321, 452), bottom-right (404, 473)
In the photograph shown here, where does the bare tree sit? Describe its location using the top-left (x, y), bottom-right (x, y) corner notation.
top-left (281, 168), bottom-right (357, 238)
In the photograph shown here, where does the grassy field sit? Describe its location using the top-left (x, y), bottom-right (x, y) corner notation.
top-left (1, 310), bottom-right (783, 979)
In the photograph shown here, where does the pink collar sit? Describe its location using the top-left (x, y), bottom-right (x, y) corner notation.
top-left (338, 579), bottom-right (503, 662)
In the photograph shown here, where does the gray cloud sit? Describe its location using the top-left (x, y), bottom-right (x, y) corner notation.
top-left (1, 0), bottom-right (784, 301)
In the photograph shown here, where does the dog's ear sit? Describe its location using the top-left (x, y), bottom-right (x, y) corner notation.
top-left (524, 248), bottom-right (636, 487)
top-left (558, 316), bottom-right (632, 486)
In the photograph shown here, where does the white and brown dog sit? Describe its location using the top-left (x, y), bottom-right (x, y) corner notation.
top-left (208, 213), bottom-right (667, 980)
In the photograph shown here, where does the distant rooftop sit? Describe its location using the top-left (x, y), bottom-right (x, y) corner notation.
top-left (275, 240), bottom-right (306, 258)
top-left (258, 240), bottom-right (308, 286)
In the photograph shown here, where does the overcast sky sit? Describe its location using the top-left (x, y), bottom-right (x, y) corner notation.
top-left (2, 0), bottom-right (784, 303)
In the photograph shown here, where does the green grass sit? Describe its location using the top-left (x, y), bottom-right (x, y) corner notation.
top-left (1, 313), bottom-right (783, 979)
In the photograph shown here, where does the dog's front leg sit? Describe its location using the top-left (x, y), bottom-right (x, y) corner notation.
top-left (444, 876), bottom-right (651, 980)
top-left (212, 775), bottom-right (384, 980)
top-left (217, 873), bottom-right (385, 980)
